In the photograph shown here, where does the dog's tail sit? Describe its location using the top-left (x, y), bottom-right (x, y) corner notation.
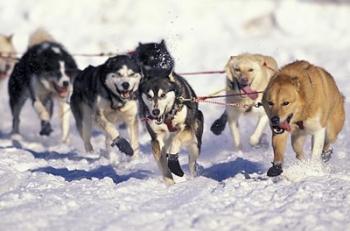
top-left (28, 28), bottom-right (55, 48)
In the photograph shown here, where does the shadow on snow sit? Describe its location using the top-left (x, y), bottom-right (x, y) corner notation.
top-left (31, 165), bottom-right (151, 184)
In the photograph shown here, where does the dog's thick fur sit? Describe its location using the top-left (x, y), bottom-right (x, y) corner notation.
top-left (70, 55), bottom-right (142, 157)
top-left (0, 34), bottom-right (16, 85)
top-left (133, 40), bottom-right (174, 78)
top-left (8, 29), bottom-right (79, 142)
top-left (211, 53), bottom-right (278, 148)
top-left (140, 73), bottom-right (203, 185)
top-left (262, 60), bottom-right (345, 176)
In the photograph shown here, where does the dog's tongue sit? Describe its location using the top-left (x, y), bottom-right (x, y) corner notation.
top-left (279, 121), bottom-right (291, 132)
top-left (241, 86), bottom-right (258, 100)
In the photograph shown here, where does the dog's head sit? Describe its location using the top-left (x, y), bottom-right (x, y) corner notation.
top-left (134, 40), bottom-right (174, 78)
top-left (0, 34), bottom-right (16, 80)
top-left (140, 74), bottom-right (178, 124)
top-left (262, 74), bottom-right (304, 134)
top-left (225, 54), bottom-right (277, 100)
top-left (30, 42), bottom-right (79, 98)
top-left (102, 55), bottom-right (142, 99)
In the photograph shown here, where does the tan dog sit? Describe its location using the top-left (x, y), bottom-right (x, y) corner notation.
top-left (262, 60), bottom-right (345, 177)
top-left (0, 34), bottom-right (16, 85)
top-left (211, 53), bottom-right (278, 149)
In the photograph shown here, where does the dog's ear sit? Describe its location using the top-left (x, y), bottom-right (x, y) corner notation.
top-left (105, 57), bottom-right (115, 69)
top-left (6, 34), bottom-right (14, 42)
top-left (160, 39), bottom-right (167, 47)
top-left (291, 76), bottom-right (300, 90)
top-left (261, 56), bottom-right (278, 72)
top-left (168, 72), bottom-right (176, 82)
top-left (225, 56), bottom-right (236, 81)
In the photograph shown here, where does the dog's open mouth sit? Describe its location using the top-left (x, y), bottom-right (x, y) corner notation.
top-left (0, 71), bottom-right (9, 79)
top-left (154, 114), bottom-right (165, 125)
top-left (119, 90), bottom-right (133, 99)
top-left (239, 83), bottom-right (258, 100)
top-left (272, 114), bottom-right (293, 134)
top-left (53, 83), bottom-right (69, 97)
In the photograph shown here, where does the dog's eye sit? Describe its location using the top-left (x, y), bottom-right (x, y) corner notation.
top-left (110, 73), bottom-right (117, 78)
top-left (234, 68), bottom-right (240, 72)
top-left (268, 101), bottom-right (274, 106)
top-left (146, 95), bottom-right (152, 100)
top-left (282, 101), bottom-right (289, 106)
top-left (159, 93), bottom-right (166, 99)
top-left (248, 68), bottom-right (254, 72)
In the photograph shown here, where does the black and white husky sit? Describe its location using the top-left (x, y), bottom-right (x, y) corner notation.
top-left (70, 55), bottom-right (142, 157)
top-left (8, 29), bottom-right (79, 142)
top-left (140, 73), bottom-right (203, 184)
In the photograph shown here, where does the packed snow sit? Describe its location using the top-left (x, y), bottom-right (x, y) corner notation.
top-left (1, 0), bottom-right (350, 230)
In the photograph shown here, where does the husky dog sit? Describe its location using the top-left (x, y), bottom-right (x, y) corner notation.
top-left (262, 61), bottom-right (345, 176)
top-left (8, 29), bottom-right (79, 142)
top-left (0, 34), bottom-right (16, 86)
top-left (133, 40), bottom-right (174, 78)
top-left (140, 73), bottom-right (203, 185)
top-left (211, 54), bottom-right (278, 149)
top-left (70, 55), bottom-right (142, 157)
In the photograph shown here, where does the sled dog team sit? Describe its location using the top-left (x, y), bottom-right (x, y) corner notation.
top-left (1, 29), bottom-right (345, 184)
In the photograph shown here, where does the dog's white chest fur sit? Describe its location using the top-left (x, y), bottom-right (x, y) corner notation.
top-left (301, 113), bottom-right (323, 134)
top-left (96, 96), bottom-right (137, 123)
top-left (148, 106), bottom-right (187, 133)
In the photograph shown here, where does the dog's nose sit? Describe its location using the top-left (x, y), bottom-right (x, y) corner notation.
top-left (122, 82), bottom-right (130, 90)
top-left (271, 116), bottom-right (280, 126)
top-left (63, 81), bottom-right (70, 87)
top-left (152, 109), bottom-right (160, 116)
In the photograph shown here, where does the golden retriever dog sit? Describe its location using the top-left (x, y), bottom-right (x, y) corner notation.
top-left (262, 60), bottom-right (345, 177)
top-left (0, 34), bottom-right (16, 87)
top-left (211, 53), bottom-right (278, 149)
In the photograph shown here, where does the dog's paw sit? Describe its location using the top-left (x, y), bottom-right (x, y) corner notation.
top-left (111, 136), bottom-right (134, 156)
top-left (321, 148), bottom-right (333, 163)
top-left (210, 119), bottom-right (226, 135)
top-left (39, 121), bottom-right (53, 136)
top-left (167, 154), bottom-right (184, 177)
top-left (267, 163), bottom-right (283, 177)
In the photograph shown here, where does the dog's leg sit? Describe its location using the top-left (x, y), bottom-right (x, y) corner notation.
top-left (33, 98), bottom-right (53, 136)
top-left (43, 97), bottom-right (54, 119)
top-left (188, 142), bottom-right (200, 177)
top-left (152, 136), bottom-right (174, 185)
top-left (96, 110), bottom-right (133, 156)
top-left (291, 132), bottom-right (306, 160)
top-left (267, 132), bottom-right (288, 177)
top-left (227, 110), bottom-right (241, 149)
top-left (9, 93), bottom-right (27, 134)
top-left (311, 128), bottom-right (326, 160)
top-left (81, 104), bottom-right (94, 153)
top-left (59, 99), bottom-right (70, 143)
top-left (167, 129), bottom-right (193, 177)
top-left (127, 116), bottom-right (140, 158)
top-left (250, 114), bottom-right (268, 146)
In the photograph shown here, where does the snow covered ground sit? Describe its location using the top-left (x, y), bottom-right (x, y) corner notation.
top-left (1, 0), bottom-right (350, 230)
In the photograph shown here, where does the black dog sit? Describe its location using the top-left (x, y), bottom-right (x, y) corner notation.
top-left (133, 40), bottom-right (174, 78)
top-left (8, 30), bottom-right (79, 142)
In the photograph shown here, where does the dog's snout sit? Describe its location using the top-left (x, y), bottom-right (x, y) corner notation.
top-left (271, 116), bottom-right (280, 126)
top-left (63, 81), bottom-right (69, 87)
top-left (152, 109), bottom-right (160, 116)
top-left (122, 82), bottom-right (130, 90)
